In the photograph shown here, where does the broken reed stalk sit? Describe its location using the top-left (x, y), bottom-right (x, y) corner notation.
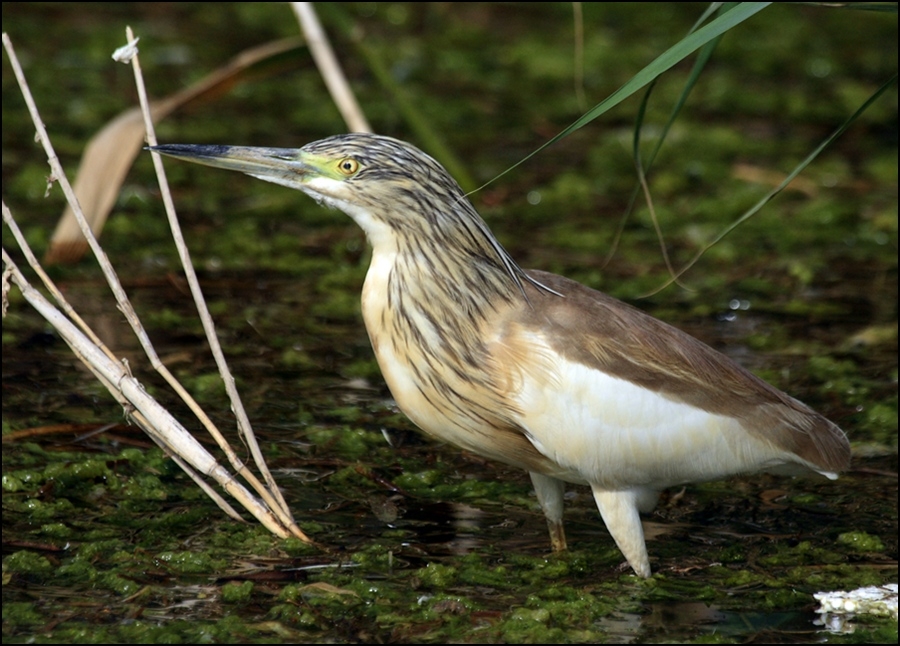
top-left (1, 30), bottom-right (312, 544)
top-left (124, 26), bottom-right (298, 530)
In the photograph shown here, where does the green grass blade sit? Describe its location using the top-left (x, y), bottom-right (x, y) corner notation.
top-left (646, 72), bottom-right (899, 294)
top-left (475, 1), bottom-right (771, 191)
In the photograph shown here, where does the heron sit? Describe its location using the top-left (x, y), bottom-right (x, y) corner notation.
top-left (151, 133), bottom-right (850, 577)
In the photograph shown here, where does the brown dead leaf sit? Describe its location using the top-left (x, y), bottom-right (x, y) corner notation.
top-left (45, 38), bottom-right (302, 265)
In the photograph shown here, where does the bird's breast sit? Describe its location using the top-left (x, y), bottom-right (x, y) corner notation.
top-left (361, 253), bottom-right (475, 431)
top-left (359, 253), bottom-right (555, 470)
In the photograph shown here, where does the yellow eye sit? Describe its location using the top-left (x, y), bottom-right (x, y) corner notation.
top-left (337, 158), bottom-right (359, 175)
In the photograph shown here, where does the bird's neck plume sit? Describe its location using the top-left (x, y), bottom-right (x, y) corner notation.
top-left (382, 191), bottom-right (528, 319)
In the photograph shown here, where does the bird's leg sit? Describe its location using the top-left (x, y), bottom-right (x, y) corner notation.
top-left (529, 472), bottom-right (567, 551)
top-left (591, 486), bottom-right (652, 577)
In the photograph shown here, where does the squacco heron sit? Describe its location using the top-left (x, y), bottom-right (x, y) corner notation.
top-left (152, 134), bottom-right (850, 577)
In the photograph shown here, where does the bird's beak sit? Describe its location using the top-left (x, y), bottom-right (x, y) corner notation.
top-left (149, 144), bottom-right (321, 191)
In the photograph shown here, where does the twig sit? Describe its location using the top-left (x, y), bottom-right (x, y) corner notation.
top-left (123, 26), bottom-right (303, 537)
top-left (292, 2), bottom-right (371, 133)
top-left (2, 30), bottom-right (313, 543)
top-left (1, 247), bottom-right (287, 535)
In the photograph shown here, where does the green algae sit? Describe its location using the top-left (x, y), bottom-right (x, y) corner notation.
top-left (837, 532), bottom-right (887, 554)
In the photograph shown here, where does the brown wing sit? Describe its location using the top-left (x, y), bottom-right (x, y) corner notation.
top-left (518, 270), bottom-right (850, 475)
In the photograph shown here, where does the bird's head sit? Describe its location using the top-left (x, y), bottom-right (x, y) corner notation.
top-left (151, 133), bottom-right (470, 242)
